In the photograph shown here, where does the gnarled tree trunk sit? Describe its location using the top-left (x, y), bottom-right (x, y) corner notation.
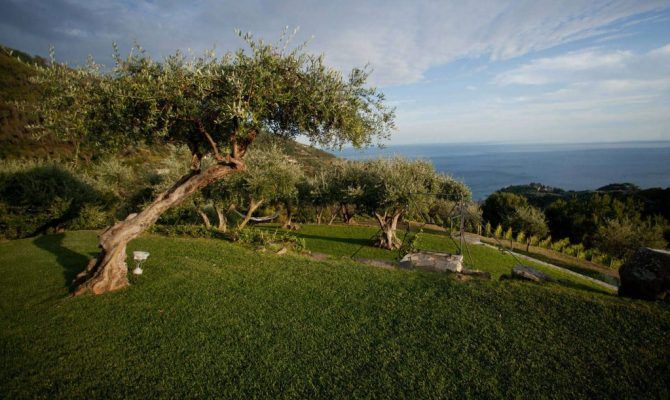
top-left (328, 205), bottom-right (339, 225)
top-left (374, 211), bottom-right (402, 250)
top-left (197, 208), bottom-right (211, 229)
top-left (282, 201), bottom-right (298, 230)
top-left (214, 205), bottom-right (228, 232)
top-left (237, 198), bottom-right (263, 230)
top-left (315, 206), bottom-right (324, 225)
top-left (73, 162), bottom-right (241, 296)
top-left (341, 203), bottom-right (355, 224)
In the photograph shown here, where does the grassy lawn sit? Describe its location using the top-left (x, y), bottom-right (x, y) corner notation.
top-left (479, 237), bottom-right (619, 286)
top-left (288, 224), bottom-right (613, 294)
top-left (1, 231), bottom-right (669, 399)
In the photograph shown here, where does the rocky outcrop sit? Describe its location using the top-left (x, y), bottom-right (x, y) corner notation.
top-left (460, 268), bottom-right (491, 279)
top-left (510, 265), bottom-right (554, 283)
top-left (618, 248), bottom-right (670, 301)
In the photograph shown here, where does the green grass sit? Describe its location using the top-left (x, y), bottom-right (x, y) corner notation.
top-left (289, 224), bottom-right (613, 294)
top-left (479, 236), bottom-right (619, 286)
top-left (1, 231), bottom-right (669, 399)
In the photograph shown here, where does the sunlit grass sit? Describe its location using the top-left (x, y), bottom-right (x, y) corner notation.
top-left (288, 224), bottom-right (612, 294)
top-left (0, 231), bottom-right (668, 399)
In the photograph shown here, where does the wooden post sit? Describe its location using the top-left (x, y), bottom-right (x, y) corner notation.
top-left (459, 200), bottom-right (465, 255)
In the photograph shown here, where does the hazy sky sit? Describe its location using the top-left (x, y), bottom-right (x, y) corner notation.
top-left (1, 0), bottom-right (669, 144)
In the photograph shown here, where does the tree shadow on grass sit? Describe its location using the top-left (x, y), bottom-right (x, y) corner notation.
top-left (33, 233), bottom-right (91, 292)
top-left (294, 232), bottom-right (376, 247)
top-left (551, 279), bottom-right (614, 296)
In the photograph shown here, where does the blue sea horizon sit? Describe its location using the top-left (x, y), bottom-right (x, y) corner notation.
top-left (335, 141), bottom-right (670, 200)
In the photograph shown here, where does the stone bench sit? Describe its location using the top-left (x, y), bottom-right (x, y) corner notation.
top-left (399, 251), bottom-right (463, 273)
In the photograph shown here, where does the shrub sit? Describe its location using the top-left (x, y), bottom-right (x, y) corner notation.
top-left (149, 224), bottom-right (225, 239)
top-left (529, 235), bottom-right (540, 247)
top-left (539, 236), bottom-right (552, 248)
top-left (0, 162), bottom-right (112, 238)
top-left (594, 216), bottom-right (668, 262)
top-left (584, 249), bottom-right (593, 261)
top-left (494, 224), bottom-right (503, 239)
top-left (68, 205), bottom-right (110, 230)
top-left (551, 238), bottom-right (570, 253)
top-left (610, 258), bottom-right (624, 269)
top-left (564, 243), bottom-right (585, 257)
top-left (504, 227), bottom-right (514, 242)
top-left (398, 229), bottom-right (422, 259)
top-left (590, 250), bottom-right (607, 265)
top-left (229, 228), bottom-right (306, 253)
top-left (516, 231), bottom-right (526, 244)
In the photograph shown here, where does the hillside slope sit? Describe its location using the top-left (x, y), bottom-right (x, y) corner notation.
top-left (1, 231), bottom-right (668, 399)
top-left (0, 45), bottom-right (65, 158)
top-left (498, 182), bottom-right (670, 220)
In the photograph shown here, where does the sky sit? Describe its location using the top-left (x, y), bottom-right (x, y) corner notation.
top-left (1, 0), bottom-right (669, 144)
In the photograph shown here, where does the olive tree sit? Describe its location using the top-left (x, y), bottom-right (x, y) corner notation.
top-left (357, 157), bottom-right (469, 250)
top-left (32, 34), bottom-right (394, 295)
top-left (328, 160), bottom-right (366, 224)
top-left (233, 147), bottom-right (304, 230)
top-left (301, 170), bottom-right (333, 224)
top-left (200, 174), bottom-right (239, 232)
top-left (595, 216), bottom-right (667, 263)
top-left (482, 192), bottom-right (528, 229)
top-left (509, 205), bottom-right (549, 252)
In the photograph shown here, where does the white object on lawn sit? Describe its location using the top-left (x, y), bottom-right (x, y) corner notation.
top-left (132, 251), bottom-right (150, 275)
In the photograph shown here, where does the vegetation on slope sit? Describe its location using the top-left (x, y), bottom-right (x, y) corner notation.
top-left (281, 224), bottom-right (612, 293)
top-left (500, 182), bottom-right (670, 222)
top-left (0, 45), bottom-right (66, 159)
top-left (483, 186), bottom-right (669, 269)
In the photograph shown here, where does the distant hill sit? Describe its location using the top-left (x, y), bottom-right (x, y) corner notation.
top-left (250, 133), bottom-right (336, 173)
top-left (0, 45), bottom-right (336, 169)
top-left (0, 45), bottom-right (67, 159)
top-left (497, 182), bottom-right (670, 220)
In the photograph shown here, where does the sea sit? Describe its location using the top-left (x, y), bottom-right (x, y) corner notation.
top-left (336, 141), bottom-right (670, 200)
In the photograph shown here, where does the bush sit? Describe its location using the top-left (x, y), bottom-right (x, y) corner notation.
top-left (516, 231), bottom-right (526, 244)
top-left (539, 236), bottom-right (552, 248)
top-left (590, 250), bottom-right (608, 265)
top-left (504, 227), bottom-right (514, 242)
top-left (564, 243), bottom-right (585, 257)
top-left (293, 204), bottom-right (317, 224)
top-left (551, 238), bottom-right (570, 253)
top-left (398, 229), bottom-right (422, 259)
top-left (228, 228), bottom-right (306, 253)
top-left (0, 162), bottom-right (113, 238)
top-left (157, 204), bottom-right (201, 226)
top-left (610, 258), bottom-right (624, 269)
top-left (494, 224), bottom-right (503, 239)
top-left (68, 205), bottom-right (111, 230)
top-left (594, 216), bottom-right (668, 262)
top-left (149, 224), bottom-right (226, 239)
top-left (529, 235), bottom-right (540, 247)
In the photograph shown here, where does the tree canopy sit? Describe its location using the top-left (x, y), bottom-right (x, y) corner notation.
top-left (31, 33), bottom-right (395, 166)
top-left (29, 32), bottom-right (395, 295)
top-left (230, 146), bottom-right (304, 229)
top-left (482, 192), bottom-right (528, 229)
top-left (355, 157), bottom-right (469, 249)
